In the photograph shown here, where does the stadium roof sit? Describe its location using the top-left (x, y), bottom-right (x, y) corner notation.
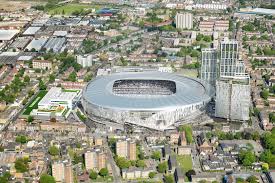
top-left (83, 72), bottom-right (214, 111)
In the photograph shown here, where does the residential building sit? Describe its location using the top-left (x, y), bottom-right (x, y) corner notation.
top-left (97, 151), bottom-right (106, 170)
top-left (85, 151), bottom-right (97, 170)
top-left (175, 13), bottom-right (193, 30)
top-left (52, 161), bottom-right (64, 182)
top-left (215, 77), bottom-right (251, 121)
top-left (122, 167), bottom-right (154, 179)
top-left (128, 141), bottom-right (136, 161)
top-left (116, 139), bottom-right (136, 160)
top-left (94, 136), bottom-right (103, 146)
top-left (200, 48), bottom-right (218, 85)
top-left (219, 38), bottom-right (238, 77)
top-left (64, 163), bottom-right (73, 183)
top-left (116, 140), bottom-right (128, 158)
top-left (32, 60), bottom-right (52, 70)
top-left (76, 54), bottom-right (95, 67)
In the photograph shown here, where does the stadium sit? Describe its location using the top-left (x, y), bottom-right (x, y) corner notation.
top-left (82, 72), bottom-right (214, 131)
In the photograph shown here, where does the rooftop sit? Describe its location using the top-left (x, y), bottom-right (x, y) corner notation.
top-left (0, 29), bottom-right (19, 41)
top-left (39, 87), bottom-right (78, 106)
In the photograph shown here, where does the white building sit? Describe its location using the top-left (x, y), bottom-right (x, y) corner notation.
top-left (175, 13), bottom-right (193, 30)
top-left (31, 87), bottom-right (79, 119)
top-left (76, 54), bottom-right (94, 67)
top-left (215, 77), bottom-right (250, 121)
top-left (200, 48), bottom-right (218, 86)
top-left (219, 38), bottom-right (239, 77)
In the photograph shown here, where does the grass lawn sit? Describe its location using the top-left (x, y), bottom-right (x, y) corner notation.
top-left (22, 90), bottom-right (48, 115)
top-left (48, 4), bottom-right (100, 15)
top-left (93, 176), bottom-right (113, 182)
top-left (177, 155), bottom-right (193, 172)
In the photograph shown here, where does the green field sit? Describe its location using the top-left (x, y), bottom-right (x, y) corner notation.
top-left (48, 4), bottom-right (100, 15)
top-left (22, 90), bottom-right (48, 115)
top-left (176, 155), bottom-right (193, 172)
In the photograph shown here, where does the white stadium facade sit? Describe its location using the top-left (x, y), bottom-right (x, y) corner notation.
top-left (82, 72), bottom-right (214, 131)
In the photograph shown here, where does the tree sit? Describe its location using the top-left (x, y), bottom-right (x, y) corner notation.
top-left (68, 71), bottom-right (77, 82)
top-left (164, 174), bottom-right (174, 183)
top-left (260, 150), bottom-right (275, 165)
top-left (23, 75), bottom-right (30, 83)
top-left (149, 172), bottom-right (156, 178)
top-left (15, 135), bottom-right (27, 144)
top-left (239, 150), bottom-right (256, 166)
top-left (136, 160), bottom-right (146, 168)
top-left (196, 34), bottom-right (204, 41)
top-left (39, 79), bottom-right (46, 90)
top-left (186, 169), bottom-right (196, 179)
top-left (151, 151), bottom-right (161, 161)
top-left (252, 131), bottom-right (260, 141)
top-left (261, 89), bottom-right (269, 100)
top-left (247, 175), bottom-right (258, 183)
top-left (49, 74), bottom-right (55, 83)
top-left (89, 170), bottom-right (98, 180)
top-left (116, 157), bottom-right (130, 169)
top-left (39, 174), bottom-right (56, 183)
top-left (84, 74), bottom-right (93, 82)
top-left (262, 130), bottom-right (275, 154)
top-left (203, 35), bottom-right (212, 42)
top-left (15, 158), bottom-right (29, 173)
top-left (48, 146), bottom-right (59, 156)
top-left (99, 168), bottom-right (108, 177)
top-left (157, 161), bottom-right (167, 173)
top-left (27, 115), bottom-right (33, 123)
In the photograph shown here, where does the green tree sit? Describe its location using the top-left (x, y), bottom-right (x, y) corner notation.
top-left (15, 135), bottom-right (27, 144)
top-left (262, 130), bottom-right (275, 154)
top-left (15, 158), bottom-right (29, 173)
top-left (203, 35), bottom-right (212, 42)
top-left (164, 174), bottom-right (174, 183)
top-left (27, 115), bottom-right (33, 123)
top-left (186, 169), bottom-right (196, 179)
top-left (116, 157), bottom-right (130, 169)
top-left (49, 74), bottom-right (55, 83)
top-left (23, 75), bottom-right (30, 83)
top-left (149, 172), bottom-right (156, 178)
top-left (260, 150), bottom-right (275, 165)
top-left (157, 161), bottom-right (167, 173)
top-left (99, 168), bottom-right (108, 177)
top-left (39, 174), bottom-right (56, 183)
top-left (261, 89), bottom-right (269, 100)
top-left (48, 146), bottom-right (59, 156)
top-left (252, 131), bottom-right (260, 141)
top-left (247, 175), bottom-right (258, 183)
top-left (39, 79), bottom-right (46, 90)
top-left (239, 150), bottom-right (256, 166)
top-left (151, 151), bottom-right (161, 161)
top-left (68, 71), bottom-right (77, 82)
top-left (89, 170), bottom-right (98, 180)
top-left (136, 160), bottom-right (146, 168)
top-left (196, 34), bottom-right (204, 41)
